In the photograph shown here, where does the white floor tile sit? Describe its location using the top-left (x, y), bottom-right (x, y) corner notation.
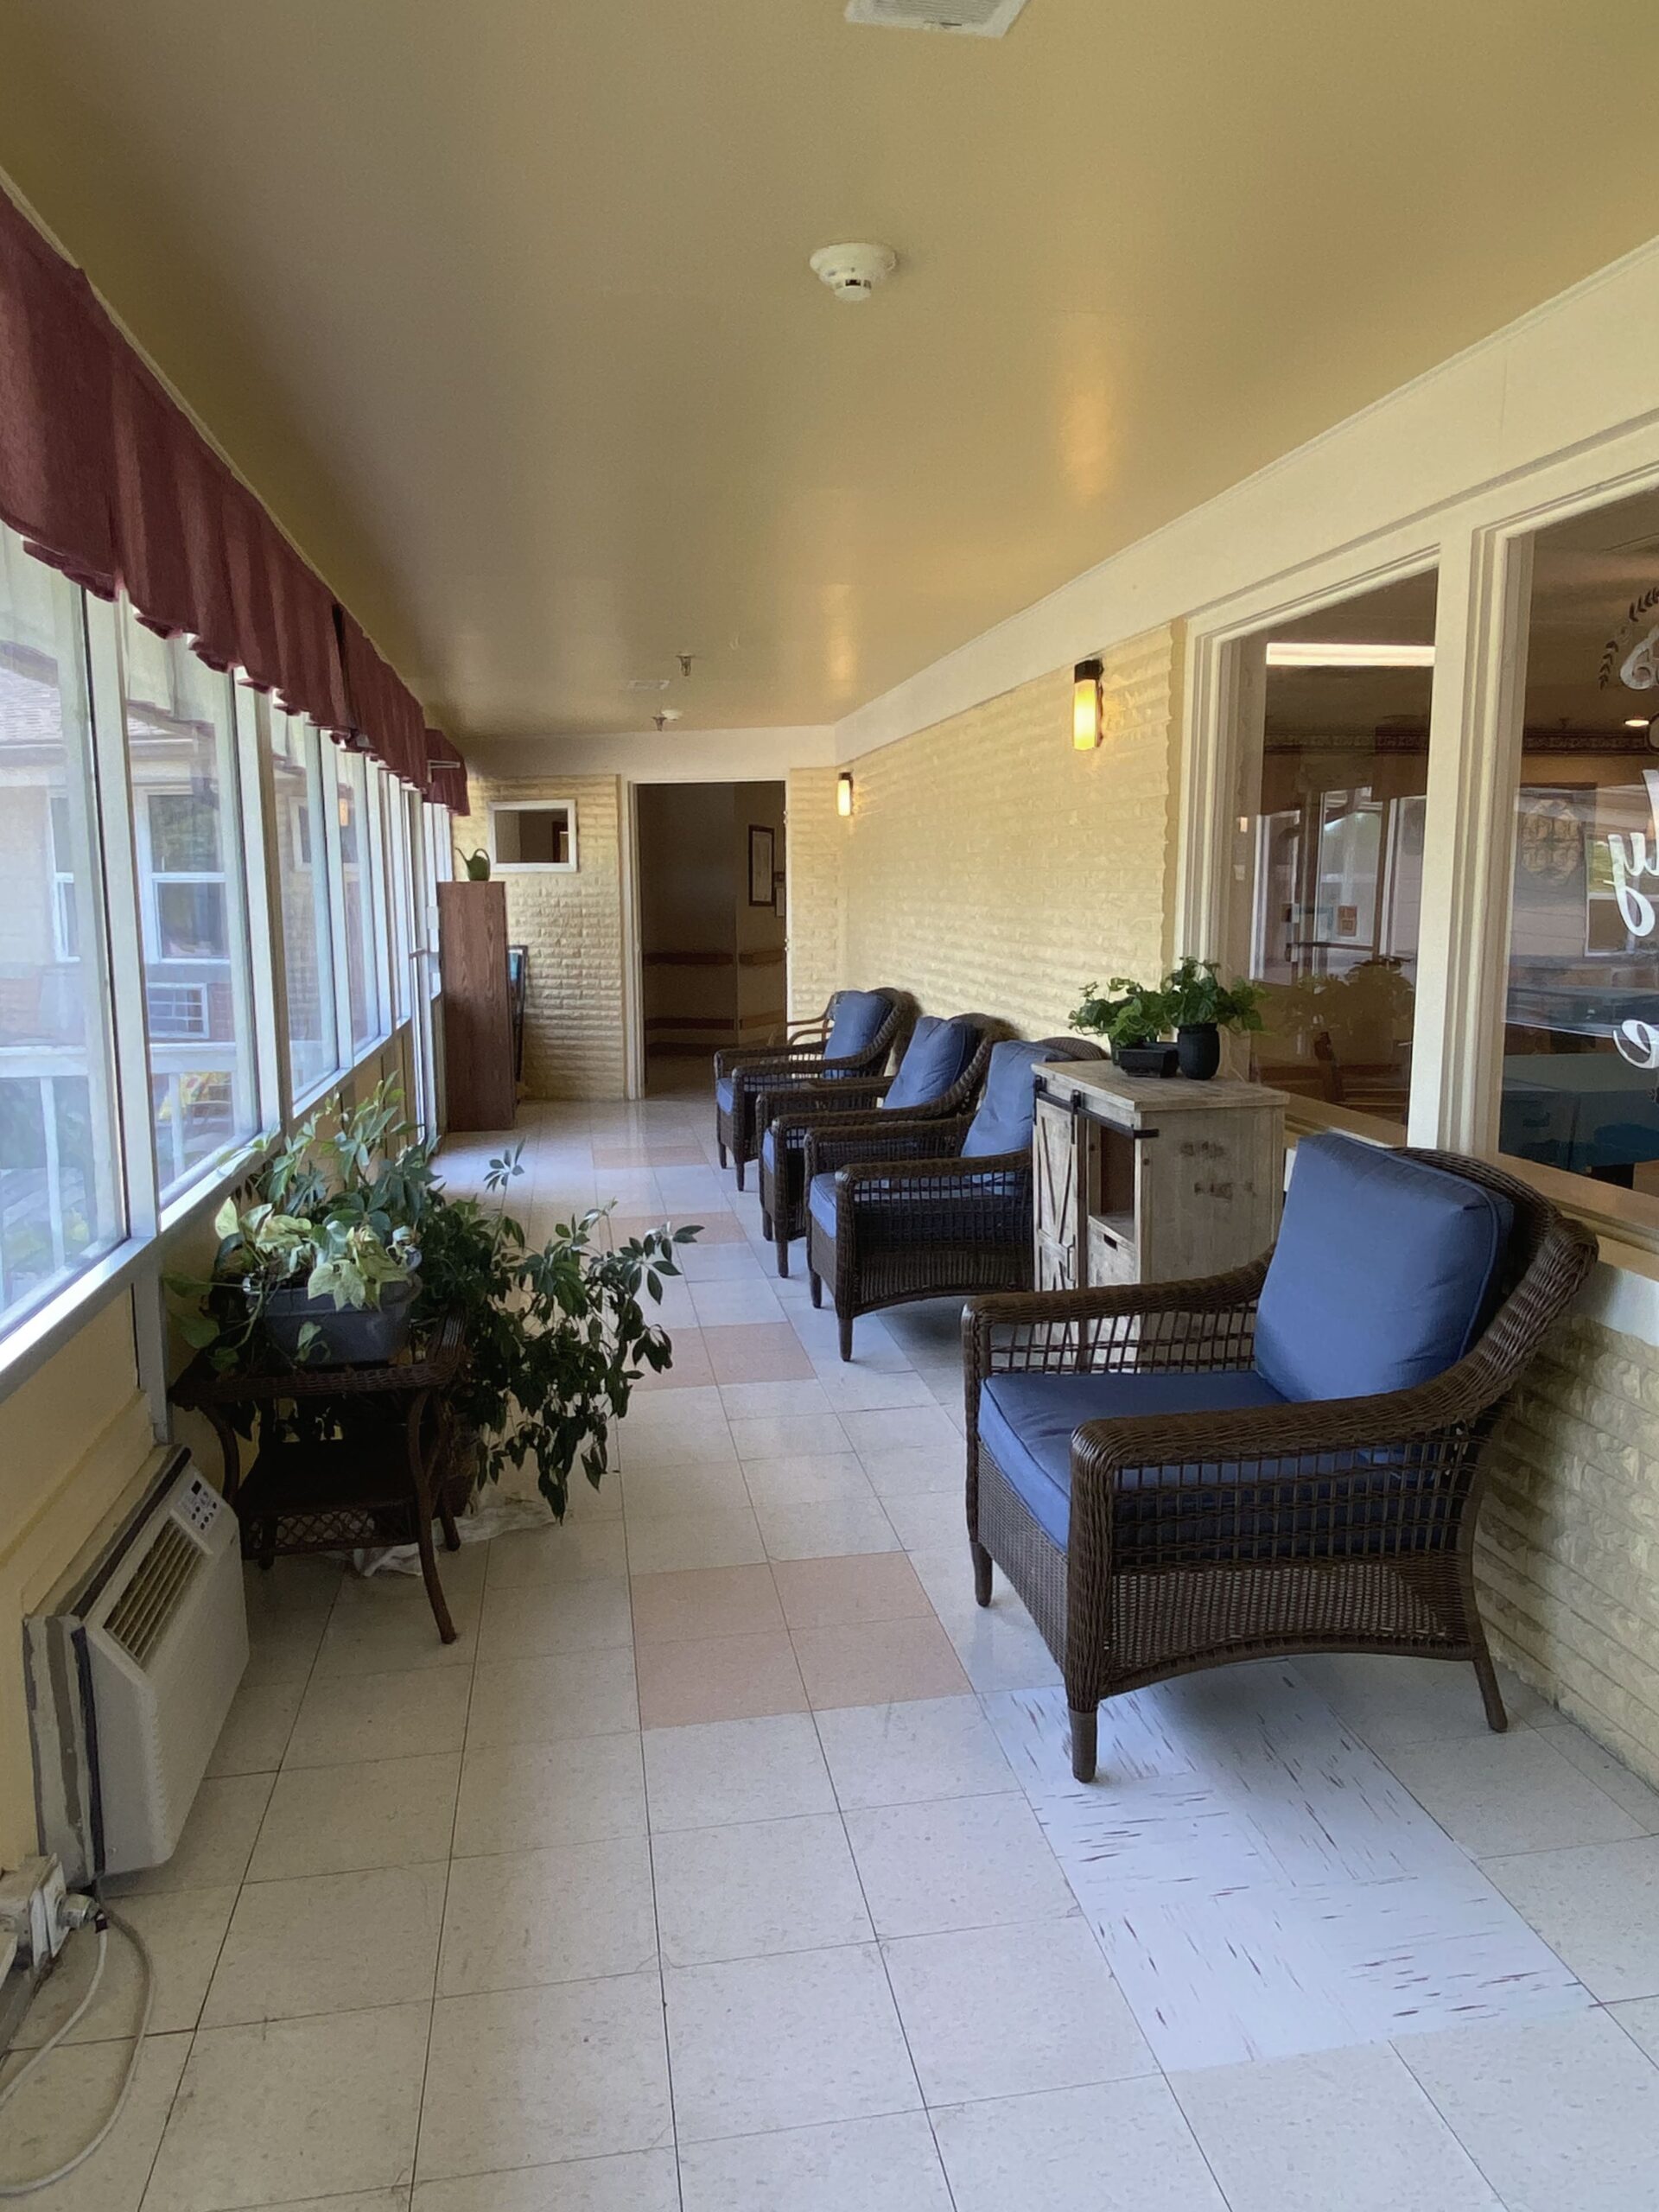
top-left (413, 2149), bottom-right (678, 2211)
top-left (1387, 1729), bottom-right (1643, 1856)
top-left (836, 1405), bottom-right (959, 1458)
top-left (644, 1713), bottom-right (836, 1831)
top-left (1484, 1834), bottom-right (1659, 2000)
top-left (881, 1491), bottom-right (968, 1552)
top-left (285, 1666), bottom-right (471, 1769)
top-left (419, 1974), bottom-right (672, 2179)
top-left (486, 1522), bottom-right (629, 1588)
top-left (654, 1812), bottom-right (873, 1964)
top-left (147, 2003), bottom-right (429, 2208)
top-left (756, 1497), bottom-right (900, 1560)
top-left (728, 1413), bottom-right (852, 1461)
top-left (741, 1452), bottom-right (875, 1508)
top-left (250, 1752), bottom-right (460, 1879)
top-left (845, 1794), bottom-right (1076, 1937)
top-left (439, 1837), bottom-right (658, 1993)
top-left (677, 2111), bottom-right (953, 2212)
top-left (690, 1280), bottom-right (787, 1327)
top-left (1535, 1722), bottom-right (1659, 1830)
top-left (1172, 2042), bottom-right (1502, 2211)
top-left (475, 1577), bottom-right (634, 1662)
top-left (466, 1648), bottom-right (638, 1749)
top-left (202, 1862), bottom-right (445, 2025)
top-left (817, 1695), bottom-right (1018, 1810)
top-left (858, 1443), bottom-right (963, 1497)
top-left (931, 2078), bottom-right (1228, 2212)
top-left (108, 1771), bottom-right (274, 1895)
top-left (1397, 2007), bottom-right (1659, 2212)
top-left (620, 1460), bottom-right (752, 1518)
top-left (205, 1675), bottom-right (307, 1774)
top-left (454, 1735), bottom-right (646, 1855)
top-left (1293, 1652), bottom-right (1548, 1751)
top-left (813, 1367), bottom-right (941, 1414)
top-left (624, 1506), bottom-right (767, 1574)
top-left (885, 1918), bottom-right (1153, 2103)
top-left (665, 1943), bottom-right (920, 2142)
top-left (0, 2032), bottom-right (188, 2212)
top-left (1611, 1994), bottom-right (1659, 2060)
top-left (11, 1887), bottom-right (236, 2048)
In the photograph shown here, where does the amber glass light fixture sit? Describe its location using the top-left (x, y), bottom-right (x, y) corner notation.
top-left (1072, 657), bottom-right (1104, 750)
top-left (837, 771), bottom-right (855, 817)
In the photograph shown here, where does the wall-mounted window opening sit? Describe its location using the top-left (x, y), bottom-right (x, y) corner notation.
top-left (491, 800), bottom-right (577, 872)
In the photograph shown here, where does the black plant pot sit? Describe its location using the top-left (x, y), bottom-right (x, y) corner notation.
top-left (263, 1274), bottom-right (420, 1366)
top-left (1177, 1023), bottom-right (1222, 1080)
top-left (1113, 1040), bottom-right (1179, 1078)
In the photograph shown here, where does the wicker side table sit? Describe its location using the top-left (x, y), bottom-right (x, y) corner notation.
top-left (171, 1313), bottom-right (467, 1643)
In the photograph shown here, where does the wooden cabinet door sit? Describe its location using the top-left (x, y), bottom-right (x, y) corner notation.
top-left (438, 881), bottom-right (517, 1131)
top-left (1033, 1095), bottom-right (1077, 1250)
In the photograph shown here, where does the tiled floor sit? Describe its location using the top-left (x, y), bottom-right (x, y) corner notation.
top-left (8, 1089), bottom-right (1659, 2207)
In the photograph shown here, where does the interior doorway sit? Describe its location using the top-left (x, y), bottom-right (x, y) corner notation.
top-left (633, 781), bottom-right (787, 1096)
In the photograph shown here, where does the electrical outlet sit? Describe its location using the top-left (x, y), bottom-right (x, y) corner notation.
top-left (0, 1855), bottom-right (70, 1969)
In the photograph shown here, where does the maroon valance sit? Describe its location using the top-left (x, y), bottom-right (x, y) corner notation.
top-left (426, 732), bottom-right (469, 817)
top-left (0, 183), bottom-right (454, 798)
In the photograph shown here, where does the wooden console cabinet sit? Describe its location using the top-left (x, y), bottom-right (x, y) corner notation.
top-left (1033, 1063), bottom-right (1287, 1291)
top-left (438, 880), bottom-right (518, 1132)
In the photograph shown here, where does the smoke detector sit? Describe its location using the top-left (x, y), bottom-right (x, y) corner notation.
top-left (810, 243), bottom-right (899, 302)
top-left (845, 0), bottom-right (1029, 35)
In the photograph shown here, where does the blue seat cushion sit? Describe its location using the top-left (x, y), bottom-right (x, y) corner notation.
top-left (884, 1015), bottom-right (978, 1112)
top-left (963, 1039), bottom-right (1070, 1157)
top-left (1254, 1135), bottom-right (1514, 1402)
top-left (825, 990), bottom-right (888, 1063)
top-left (809, 1173), bottom-right (841, 1238)
top-left (760, 1124), bottom-right (778, 1172)
top-left (715, 1074), bottom-right (734, 1114)
top-left (980, 1370), bottom-right (1287, 1549)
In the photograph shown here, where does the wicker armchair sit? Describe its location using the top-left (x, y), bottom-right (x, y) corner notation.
top-left (758, 1015), bottom-right (995, 1279)
top-left (804, 1037), bottom-right (1096, 1360)
top-left (715, 987), bottom-right (906, 1190)
top-left (963, 1139), bottom-right (1597, 1783)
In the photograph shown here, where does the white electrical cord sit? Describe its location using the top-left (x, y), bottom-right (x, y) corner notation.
top-left (0, 1905), bottom-right (154, 2196)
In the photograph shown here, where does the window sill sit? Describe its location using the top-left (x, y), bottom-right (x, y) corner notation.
top-left (0, 1237), bottom-right (156, 1398)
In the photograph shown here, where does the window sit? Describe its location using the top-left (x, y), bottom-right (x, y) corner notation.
top-left (122, 613), bottom-right (259, 1198)
top-left (0, 527), bottom-right (124, 1330)
top-left (1498, 486), bottom-right (1659, 1213)
top-left (334, 746), bottom-right (384, 1052)
top-left (490, 799), bottom-right (576, 871)
top-left (424, 802), bottom-right (451, 999)
top-left (270, 710), bottom-right (339, 1100)
top-left (1227, 573), bottom-right (1439, 1128)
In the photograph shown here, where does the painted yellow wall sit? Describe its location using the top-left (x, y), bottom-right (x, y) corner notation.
top-left (798, 627), bottom-right (1182, 1038)
top-left (451, 774), bottom-right (627, 1100)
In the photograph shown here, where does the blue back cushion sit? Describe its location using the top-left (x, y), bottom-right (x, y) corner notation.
top-left (1254, 1134), bottom-right (1514, 1402)
top-left (825, 990), bottom-right (887, 1063)
top-left (883, 1015), bottom-right (978, 1111)
top-left (962, 1040), bottom-right (1069, 1157)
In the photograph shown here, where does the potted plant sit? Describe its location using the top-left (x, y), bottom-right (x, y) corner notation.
top-left (1159, 957), bottom-right (1265, 1080)
top-left (168, 1083), bottom-right (696, 1520)
top-left (1070, 977), bottom-right (1176, 1077)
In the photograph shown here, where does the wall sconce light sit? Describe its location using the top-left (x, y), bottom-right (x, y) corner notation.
top-left (1072, 657), bottom-right (1103, 750)
top-left (836, 771), bottom-right (855, 817)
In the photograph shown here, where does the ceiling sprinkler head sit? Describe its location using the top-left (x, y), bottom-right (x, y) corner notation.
top-left (678, 652), bottom-right (695, 677)
top-left (809, 243), bottom-right (899, 302)
top-left (652, 708), bottom-right (683, 732)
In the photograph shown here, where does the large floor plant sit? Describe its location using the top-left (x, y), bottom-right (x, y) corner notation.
top-left (169, 1084), bottom-right (696, 1518)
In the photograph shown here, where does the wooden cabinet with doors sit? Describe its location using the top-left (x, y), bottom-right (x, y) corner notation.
top-left (1033, 1064), bottom-right (1287, 1292)
top-left (437, 880), bottom-right (517, 1131)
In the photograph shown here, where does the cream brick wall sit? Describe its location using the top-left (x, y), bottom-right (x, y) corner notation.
top-left (785, 766), bottom-right (844, 1023)
top-left (452, 773), bottom-right (626, 1100)
top-left (1479, 1313), bottom-right (1659, 1786)
top-left (823, 626), bottom-right (1181, 1036)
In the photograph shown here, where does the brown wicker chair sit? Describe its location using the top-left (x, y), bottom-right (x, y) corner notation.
top-left (963, 1141), bottom-right (1597, 1783)
top-left (804, 1037), bottom-right (1098, 1360)
top-left (758, 1016), bottom-right (996, 1279)
top-left (715, 987), bottom-right (906, 1191)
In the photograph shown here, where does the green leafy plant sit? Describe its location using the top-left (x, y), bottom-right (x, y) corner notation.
top-left (1159, 957), bottom-right (1265, 1034)
top-left (1070, 976), bottom-right (1171, 1051)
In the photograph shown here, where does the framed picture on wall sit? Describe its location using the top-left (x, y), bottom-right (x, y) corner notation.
top-left (748, 824), bottom-right (775, 906)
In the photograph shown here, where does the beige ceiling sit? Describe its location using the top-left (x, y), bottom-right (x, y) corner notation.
top-left (3, 2), bottom-right (1659, 743)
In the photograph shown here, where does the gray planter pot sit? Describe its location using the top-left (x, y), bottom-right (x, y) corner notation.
top-left (263, 1274), bottom-right (420, 1366)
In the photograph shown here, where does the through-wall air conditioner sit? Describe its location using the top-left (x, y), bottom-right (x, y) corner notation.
top-left (25, 1450), bottom-right (248, 1886)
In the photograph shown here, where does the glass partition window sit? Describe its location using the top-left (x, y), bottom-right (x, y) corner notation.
top-left (1500, 490), bottom-right (1659, 1207)
top-left (423, 803), bottom-right (450, 999)
top-left (122, 613), bottom-right (258, 1198)
top-left (1230, 573), bottom-right (1439, 1127)
top-left (270, 709), bottom-right (338, 1100)
top-left (0, 528), bottom-right (124, 1327)
top-left (335, 747), bottom-right (383, 1052)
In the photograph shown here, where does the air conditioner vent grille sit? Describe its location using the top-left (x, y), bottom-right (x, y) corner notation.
top-left (104, 1520), bottom-right (202, 1669)
top-left (846, 0), bottom-right (1029, 36)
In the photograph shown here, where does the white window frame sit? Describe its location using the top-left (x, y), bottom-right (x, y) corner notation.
top-left (488, 796), bottom-right (578, 873)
